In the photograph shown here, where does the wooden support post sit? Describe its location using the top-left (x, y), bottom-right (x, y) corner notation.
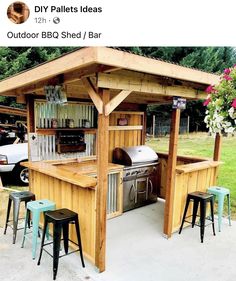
top-left (26, 95), bottom-right (35, 133)
top-left (187, 115), bottom-right (190, 135)
top-left (152, 115), bottom-right (156, 138)
top-left (213, 132), bottom-right (222, 185)
top-left (163, 109), bottom-right (180, 237)
top-left (213, 132), bottom-right (222, 161)
top-left (95, 88), bottom-right (109, 272)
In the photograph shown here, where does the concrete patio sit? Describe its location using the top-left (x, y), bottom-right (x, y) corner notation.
top-left (0, 199), bottom-right (235, 281)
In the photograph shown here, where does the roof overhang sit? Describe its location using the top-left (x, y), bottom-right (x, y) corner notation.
top-left (0, 47), bottom-right (220, 104)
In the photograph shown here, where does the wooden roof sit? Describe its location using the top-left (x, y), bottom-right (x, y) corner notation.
top-left (0, 47), bottom-right (220, 104)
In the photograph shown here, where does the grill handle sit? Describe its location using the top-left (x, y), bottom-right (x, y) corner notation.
top-left (148, 178), bottom-right (153, 195)
top-left (129, 183), bottom-right (136, 202)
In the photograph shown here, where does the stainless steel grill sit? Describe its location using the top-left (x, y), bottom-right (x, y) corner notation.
top-left (113, 145), bottom-right (159, 212)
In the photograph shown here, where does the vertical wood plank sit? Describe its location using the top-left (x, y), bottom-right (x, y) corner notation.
top-left (95, 88), bottom-right (109, 272)
top-left (163, 109), bottom-right (180, 237)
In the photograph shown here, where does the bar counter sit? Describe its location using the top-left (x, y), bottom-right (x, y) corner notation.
top-left (22, 158), bottom-right (124, 264)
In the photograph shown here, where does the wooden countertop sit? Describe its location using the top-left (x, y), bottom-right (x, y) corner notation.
top-left (22, 159), bottom-right (123, 189)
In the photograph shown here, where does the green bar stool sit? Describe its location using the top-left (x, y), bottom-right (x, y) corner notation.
top-left (21, 199), bottom-right (56, 259)
top-left (207, 186), bottom-right (231, 232)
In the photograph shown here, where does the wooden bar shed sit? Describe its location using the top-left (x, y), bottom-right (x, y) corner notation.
top-left (0, 47), bottom-right (221, 272)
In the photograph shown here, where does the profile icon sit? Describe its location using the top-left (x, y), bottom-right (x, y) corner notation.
top-left (7, 2), bottom-right (30, 24)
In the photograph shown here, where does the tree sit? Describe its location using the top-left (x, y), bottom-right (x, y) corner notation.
top-left (0, 47), bottom-right (77, 107)
top-left (123, 47), bottom-right (236, 132)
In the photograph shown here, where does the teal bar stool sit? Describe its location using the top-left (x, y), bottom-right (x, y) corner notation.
top-left (21, 199), bottom-right (56, 259)
top-left (207, 186), bottom-right (231, 232)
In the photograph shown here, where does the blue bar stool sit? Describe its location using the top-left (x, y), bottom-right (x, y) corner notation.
top-left (21, 199), bottom-right (56, 259)
top-left (207, 186), bottom-right (231, 232)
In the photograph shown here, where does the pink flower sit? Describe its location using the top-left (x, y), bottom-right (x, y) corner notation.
top-left (205, 85), bottom-right (214, 93)
top-left (223, 74), bottom-right (233, 81)
top-left (232, 98), bottom-right (236, 108)
top-left (234, 64), bottom-right (236, 68)
top-left (203, 98), bottom-right (211, 106)
top-left (224, 68), bottom-right (231, 75)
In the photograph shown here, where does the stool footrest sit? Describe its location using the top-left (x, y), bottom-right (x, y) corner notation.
top-left (184, 214), bottom-right (214, 228)
top-left (42, 238), bottom-right (82, 259)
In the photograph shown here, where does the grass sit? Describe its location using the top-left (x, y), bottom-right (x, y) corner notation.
top-left (147, 133), bottom-right (236, 217)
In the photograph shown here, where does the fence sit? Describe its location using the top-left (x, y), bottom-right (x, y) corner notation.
top-left (147, 116), bottom-right (189, 137)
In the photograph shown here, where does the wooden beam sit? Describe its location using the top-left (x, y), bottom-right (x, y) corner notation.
top-left (96, 47), bottom-right (219, 85)
top-left (0, 48), bottom-right (97, 95)
top-left (108, 125), bottom-right (143, 131)
top-left (163, 109), bottom-right (181, 238)
top-left (82, 78), bottom-right (103, 114)
top-left (0, 105), bottom-right (27, 117)
top-left (97, 72), bottom-right (206, 100)
top-left (213, 133), bottom-right (222, 161)
top-left (16, 94), bottom-right (26, 104)
top-left (95, 89), bottom-right (109, 272)
top-left (105, 90), bottom-right (132, 116)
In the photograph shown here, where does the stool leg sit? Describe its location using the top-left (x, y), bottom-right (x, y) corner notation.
top-left (192, 200), bottom-right (199, 228)
top-left (210, 198), bottom-right (216, 236)
top-left (75, 218), bottom-right (85, 268)
top-left (199, 200), bottom-right (206, 243)
top-left (37, 219), bottom-right (48, 266)
top-left (53, 223), bottom-right (62, 280)
top-left (13, 199), bottom-right (21, 244)
top-left (21, 209), bottom-right (30, 248)
top-left (217, 194), bottom-right (224, 232)
top-left (227, 194), bottom-right (232, 226)
top-left (62, 223), bottom-right (69, 255)
top-left (179, 197), bottom-right (190, 234)
top-left (25, 201), bottom-right (31, 229)
top-left (32, 211), bottom-right (40, 259)
top-left (4, 198), bottom-right (12, 235)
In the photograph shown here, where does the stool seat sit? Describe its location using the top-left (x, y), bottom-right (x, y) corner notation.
top-left (45, 208), bottom-right (77, 222)
top-left (207, 186), bottom-right (231, 231)
top-left (208, 186), bottom-right (230, 196)
top-left (27, 199), bottom-right (56, 212)
top-left (37, 208), bottom-right (85, 280)
top-left (4, 191), bottom-right (35, 244)
top-left (22, 199), bottom-right (56, 259)
top-left (179, 191), bottom-right (216, 243)
top-left (188, 191), bottom-right (213, 200)
top-left (9, 191), bottom-right (35, 201)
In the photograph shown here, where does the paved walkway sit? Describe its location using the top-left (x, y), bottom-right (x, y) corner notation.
top-left (0, 200), bottom-right (235, 281)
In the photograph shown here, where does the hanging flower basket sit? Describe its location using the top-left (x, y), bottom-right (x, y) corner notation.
top-left (204, 66), bottom-right (236, 134)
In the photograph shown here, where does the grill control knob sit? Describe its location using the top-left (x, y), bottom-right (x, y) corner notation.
top-left (126, 172), bottom-right (130, 176)
top-left (145, 169), bottom-right (148, 173)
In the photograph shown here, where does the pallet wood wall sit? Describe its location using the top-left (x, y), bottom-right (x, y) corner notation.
top-left (171, 165), bottom-right (217, 233)
top-left (156, 153), bottom-right (207, 199)
top-left (29, 170), bottom-right (96, 263)
top-left (108, 111), bottom-right (144, 162)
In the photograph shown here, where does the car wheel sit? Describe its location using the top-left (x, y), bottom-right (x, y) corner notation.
top-left (14, 164), bottom-right (29, 186)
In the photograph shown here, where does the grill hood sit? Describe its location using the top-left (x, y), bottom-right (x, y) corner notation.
top-left (113, 145), bottom-right (158, 166)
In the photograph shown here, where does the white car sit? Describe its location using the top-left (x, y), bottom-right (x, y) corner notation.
top-left (0, 142), bottom-right (28, 185)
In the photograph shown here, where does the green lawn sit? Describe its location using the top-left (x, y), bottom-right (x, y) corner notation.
top-left (147, 133), bottom-right (236, 216)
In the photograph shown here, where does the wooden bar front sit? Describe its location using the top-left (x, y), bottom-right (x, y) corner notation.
top-left (24, 160), bottom-right (123, 264)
